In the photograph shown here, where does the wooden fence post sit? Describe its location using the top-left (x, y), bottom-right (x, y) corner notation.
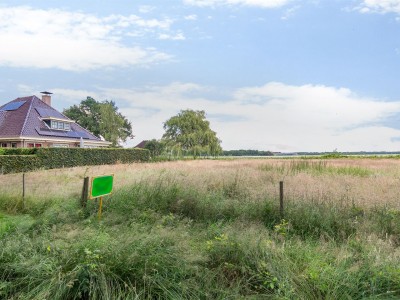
top-left (279, 181), bottom-right (284, 219)
top-left (22, 173), bottom-right (25, 200)
top-left (81, 177), bottom-right (89, 208)
top-left (21, 173), bottom-right (26, 209)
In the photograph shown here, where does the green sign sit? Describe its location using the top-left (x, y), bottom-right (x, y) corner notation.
top-left (90, 175), bottom-right (114, 199)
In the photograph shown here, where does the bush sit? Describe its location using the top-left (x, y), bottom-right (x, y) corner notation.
top-left (36, 148), bottom-right (149, 169)
top-left (0, 148), bottom-right (149, 174)
top-left (2, 148), bottom-right (37, 155)
top-left (0, 155), bottom-right (41, 174)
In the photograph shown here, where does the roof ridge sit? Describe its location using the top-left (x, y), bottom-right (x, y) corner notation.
top-left (20, 96), bottom-right (35, 136)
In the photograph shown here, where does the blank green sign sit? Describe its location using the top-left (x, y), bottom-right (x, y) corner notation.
top-left (91, 175), bottom-right (113, 198)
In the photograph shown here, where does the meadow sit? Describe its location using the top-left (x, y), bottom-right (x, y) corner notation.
top-left (1, 158), bottom-right (400, 299)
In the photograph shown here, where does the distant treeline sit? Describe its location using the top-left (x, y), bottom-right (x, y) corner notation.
top-left (222, 149), bottom-right (274, 156)
top-left (294, 151), bottom-right (400, 156)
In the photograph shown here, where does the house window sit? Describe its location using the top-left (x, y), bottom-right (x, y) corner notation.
top-left (11, 143), bottom-right (17, 148)
top-left (27, 143), bottom-right (42, 148)
top-left (52, 144), bottom-right (69, 148)
top-left (48, 120), bottom-right (70, 131)
top-left (1, 143), bottom-right (7, 147)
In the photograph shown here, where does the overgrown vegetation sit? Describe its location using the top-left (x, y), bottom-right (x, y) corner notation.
top-left (1, 159), bottom-right (400, 299)
top-left (260, 160), bottom-right (373, 177)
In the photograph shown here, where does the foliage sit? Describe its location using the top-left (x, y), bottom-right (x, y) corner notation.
top-left (0, 148), bottom-right (149, 174)
top-left (0, 155), bottom-right (41, 174)
top-left (223, 149), bottom-right (274, 156)
top-left (63, 97), bottom-right (133, 147)
top-left (162, 109), bottom-right (222, 157)
top-left (143, 139), bottom-right (165, 157)
top-left (321, 152), bottom-right (348, 159)
top-left (36, 148), bottom-right (149, 169)
top-left (0, 148), bottom-right (37, 155)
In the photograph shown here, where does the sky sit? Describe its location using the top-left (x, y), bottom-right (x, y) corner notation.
top-left (1, 0), bottom-right (400, 152)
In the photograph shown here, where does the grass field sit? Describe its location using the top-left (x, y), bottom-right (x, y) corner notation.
top-left (1, 158), bottom-right (400, 299)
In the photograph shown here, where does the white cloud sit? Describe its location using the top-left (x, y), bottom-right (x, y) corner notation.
top-left (184, 14), bottom-right (198, 20)
top-left (281, 5), bottom-right (300, 20)
top-left (356, 0), bottom-right (400, 14)
top-left (138, 5), bottom-right (156, 14)
top-left (52, 82), bottom-right (400, 151)
top-left (159, 32), bottom-right (186, 40)
top-left (183, 0), bottom-right (291, 8)
top-left (0, 6), bottom-right (174, 71)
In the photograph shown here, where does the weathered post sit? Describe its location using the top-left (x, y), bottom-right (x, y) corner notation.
top-left (22, 173), bottom-right (26, 209)
top-left (81, 177), bottom-right (89, 208)
top-left (279, 181), bottom-right (284, 219)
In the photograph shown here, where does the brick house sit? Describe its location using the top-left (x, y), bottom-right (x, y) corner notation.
top-left (0, 93), bottom-right (111, 148)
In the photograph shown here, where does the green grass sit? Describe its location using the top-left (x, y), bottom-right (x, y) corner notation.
top-left (1, 173), bottom-right (400, 299)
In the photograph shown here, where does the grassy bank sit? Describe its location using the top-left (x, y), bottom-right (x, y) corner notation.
top-left (1, 159), bottom-right (400, 299)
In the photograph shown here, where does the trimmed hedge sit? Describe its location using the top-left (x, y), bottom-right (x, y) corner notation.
top-left (36, 148), bottom-right (150, 169)
top-left (0, 148), bottom-right (37, 155)
top-left (0, 148), bottom-right (149, 174)
top-left (0, 155), bottom-right (41, 174)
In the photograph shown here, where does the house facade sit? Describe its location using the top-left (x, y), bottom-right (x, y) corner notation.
top-left (0, 93), bottom-right (111, 148)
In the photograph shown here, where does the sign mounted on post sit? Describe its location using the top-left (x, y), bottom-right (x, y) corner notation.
top-left (90, 174), bottom-right (114, 199)
top-left (89, 174), bottom-right (114, 219)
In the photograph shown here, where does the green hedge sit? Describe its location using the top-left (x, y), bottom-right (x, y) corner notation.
top-left (36, 148), bottom-right (150, 169)
top-left (0, 148), bottom-right (37, 155)
top-left (0, 148), bottom-right (149, 174)
top-left (0, 155), bottom-right (41, 174)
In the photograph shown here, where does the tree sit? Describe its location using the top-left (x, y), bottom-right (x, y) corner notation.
top-left (162, 109), bottom-right (222, 157)
top-left (63, 97), bottom-right (133, 147)
top-left (144, 139), bottom-right (165, 157)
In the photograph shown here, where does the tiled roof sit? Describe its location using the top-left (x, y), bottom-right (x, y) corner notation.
top-left (0, 95), bottom-right (102, 141)
top-left (134, 140), bottom-right (148, 148)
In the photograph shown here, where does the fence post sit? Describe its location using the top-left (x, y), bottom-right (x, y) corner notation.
top-left (22, 173), bottom-right (25, 200)
top-left (279, 181), bottom-right (284, 219)
top-left (81, 177), bottom-right (89, 208)
top-left (22, 173), bottom-right (26, 209)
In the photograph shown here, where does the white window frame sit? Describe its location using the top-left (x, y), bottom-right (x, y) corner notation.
top-left (52, 144), bottom-right (69, 148)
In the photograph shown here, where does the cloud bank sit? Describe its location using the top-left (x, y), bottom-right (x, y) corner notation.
top-left (0, 6), bottom-right (174, 71)
top-left (50, 82), bottom-right (400, 152)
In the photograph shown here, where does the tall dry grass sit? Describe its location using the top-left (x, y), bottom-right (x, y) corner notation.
top-left (1, 158), bottom-right (400, 208)
top-left (2, 158), bottom-right (400, 299)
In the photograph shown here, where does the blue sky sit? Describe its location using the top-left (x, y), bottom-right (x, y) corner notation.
top-left (1, 0), bottom-right (400, 151)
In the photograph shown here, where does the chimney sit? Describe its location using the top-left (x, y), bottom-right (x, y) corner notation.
top-left (40, 91), bottom-right (53, 106)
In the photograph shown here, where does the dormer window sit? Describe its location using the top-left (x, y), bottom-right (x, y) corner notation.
top-left (43, 119), bottom-right (72, 131)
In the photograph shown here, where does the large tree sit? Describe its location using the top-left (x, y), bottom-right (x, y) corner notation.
top-left (162, 109), bottom-right (222, 157)
top-left (63, 97), bottom-right (133, 147)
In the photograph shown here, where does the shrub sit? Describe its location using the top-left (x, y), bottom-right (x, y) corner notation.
top-left (0, 148), bottom-right (150, 174)
top-left (2, 148), bottom-right (37, 155)
top-left (0, 155), bottom-right (41, 174)
top-left (36, 148), bottom-right (149, 169)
